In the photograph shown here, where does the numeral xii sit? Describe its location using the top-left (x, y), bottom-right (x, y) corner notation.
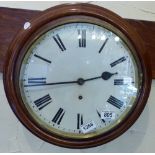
top-left (78, 29), bottom-right (86, 48)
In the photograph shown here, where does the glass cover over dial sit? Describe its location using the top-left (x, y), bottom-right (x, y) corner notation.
top-left (19, 22), bottom-right (142, 138)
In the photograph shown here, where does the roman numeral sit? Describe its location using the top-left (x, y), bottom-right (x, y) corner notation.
top-left (77, 113), bottom-right (83, 129)
top-left (78, 29), bottom-right (86, 48)
top-left (107, 96), bottom-right (123, 109)
top-left (110, 56), bottom-right (126, 67)
top-left (52, 108), bottom-right (65, 125)
top-left (34, 54), bottom-right (51, 64)
top-left (114, 78), bottom-right (133, 85)
top-left (114, 79), bottom-right (124, 85)
top-left (98, 38), bottom-right (109, 53)
top-left (96, 110), bottom-right (105, 123)
top-left (34, 94), bottom-right (52, 110)
top-left (53, 34), bottom-right (66, 51)
top-left (28, 78), bottom-right (46, 84)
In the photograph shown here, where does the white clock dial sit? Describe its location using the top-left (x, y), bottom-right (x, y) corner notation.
top-left (19, 23), bottom-right (142, 138)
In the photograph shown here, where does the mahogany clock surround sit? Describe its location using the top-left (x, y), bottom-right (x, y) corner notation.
top-left (1, 3), bottom-right (153, 148)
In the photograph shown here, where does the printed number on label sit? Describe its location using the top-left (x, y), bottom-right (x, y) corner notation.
top-left (101, 111), bottom-right (115, 121)
top-left (80, 121), bottom-right (96, 134)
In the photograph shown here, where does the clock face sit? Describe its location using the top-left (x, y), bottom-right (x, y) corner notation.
top-left (19, 22), bottom-right (142, 138)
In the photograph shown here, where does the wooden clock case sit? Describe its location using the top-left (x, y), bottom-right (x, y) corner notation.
top-left (0, 3), bottom-right (153, 148)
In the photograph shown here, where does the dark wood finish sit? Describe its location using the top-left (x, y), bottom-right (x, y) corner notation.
top-left (0, 7), bottom-right (155, 78)
top-left (2, 4), bottom-right (152, 148)
top-left (0, 7), bottom-right (40, 72)
top-left (127, 19), bottom-right (155, 78)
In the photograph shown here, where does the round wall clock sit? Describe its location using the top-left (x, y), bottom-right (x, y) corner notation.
top-left (3, 3), bottom-right (151, 148)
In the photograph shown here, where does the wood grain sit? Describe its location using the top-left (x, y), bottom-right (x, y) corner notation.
top-left (0, 7), bottom-right (40, 72)
top-left (0, 7), bottom-right (155, 78)
top-left (127, 19), bottom-right (155, 78)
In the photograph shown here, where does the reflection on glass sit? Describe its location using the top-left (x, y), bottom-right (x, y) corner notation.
top-left (115, 36), bottom-right (120, 42)
top-left (101, 35), bottom-right (106, 41)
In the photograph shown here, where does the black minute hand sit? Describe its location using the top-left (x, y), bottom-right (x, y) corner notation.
top-left (24, 80), bottom-right (78, 87)
top-left (24, 71), bottom-right (117, 87)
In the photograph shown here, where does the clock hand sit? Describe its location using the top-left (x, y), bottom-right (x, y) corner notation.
top-left (24, 80), bottom-right (78, 87)
top-left (84, 71), bottom-right (118, 82)
top-left (59, 71), bottom-right (118, 86)
top-left (24, 72), bottom-right (117, 87)
top-left (101, 71), bottom-right (118, 80)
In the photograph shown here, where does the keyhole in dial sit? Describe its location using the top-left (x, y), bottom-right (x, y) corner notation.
top-left (78, 95), bottom-right (83, 100)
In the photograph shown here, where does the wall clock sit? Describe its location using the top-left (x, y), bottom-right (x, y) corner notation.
top-left (2, 3), bottom-right (152, 148)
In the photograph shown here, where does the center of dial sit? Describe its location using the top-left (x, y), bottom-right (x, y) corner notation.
top-left (78, 95), bottom-right (83, 100)
top-left (77, 78), bottom-right (85, 85)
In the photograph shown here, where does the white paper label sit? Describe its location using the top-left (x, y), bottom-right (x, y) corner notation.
top-left (80, 121), bottom-right (96, 134)
top-left (101, 111), bottom-right (115, 121)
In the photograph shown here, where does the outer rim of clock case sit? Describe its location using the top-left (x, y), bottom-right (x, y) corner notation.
top-left (3, 3), bottom-right (152, 148)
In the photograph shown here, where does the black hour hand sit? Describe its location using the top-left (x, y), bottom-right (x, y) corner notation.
top-left (101, 72), bottom-right (118, 80)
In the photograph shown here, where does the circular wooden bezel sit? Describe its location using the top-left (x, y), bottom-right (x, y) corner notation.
top-left (3, 3), bottom-right (152, 148)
